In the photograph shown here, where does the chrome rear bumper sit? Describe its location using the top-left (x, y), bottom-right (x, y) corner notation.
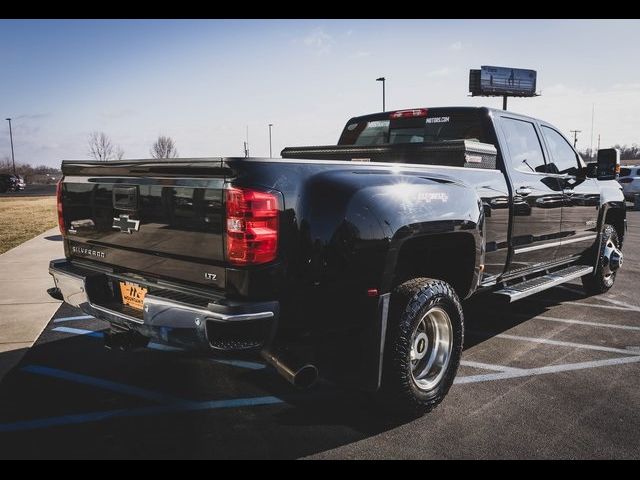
top-left (49, 259), bottom-right (278, 353)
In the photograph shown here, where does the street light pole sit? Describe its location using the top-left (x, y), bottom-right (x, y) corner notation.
top-left (268, 123), bottom-right (273, 158)
top-left (5, 118), bottom-right (15, 174)
top-left (376, 77), bottom-right (386, 112)
top-left (570, 129), bottom-right (581, 149)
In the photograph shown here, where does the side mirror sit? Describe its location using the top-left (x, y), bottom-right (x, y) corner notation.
top-left (596, 148), bottom-right (620, 180)
top-left (584, 162), bottom-right (598, 178)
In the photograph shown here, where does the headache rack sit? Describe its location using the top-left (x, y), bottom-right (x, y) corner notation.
top-left (281, 140), bottom-right (497, 170)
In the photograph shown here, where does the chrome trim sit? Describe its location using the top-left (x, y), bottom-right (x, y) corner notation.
top-left (48, 267), bottom-right (88, 308)
top-left (92, 304), bottom-right (143, 324)
top-left (514, 234), bottom-right (597, 254)
top-left (50, 261), bottom-right (275, 329)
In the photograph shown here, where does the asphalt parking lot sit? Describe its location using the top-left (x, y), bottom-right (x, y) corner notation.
top-left (0, 213), bottom-right (639, 459)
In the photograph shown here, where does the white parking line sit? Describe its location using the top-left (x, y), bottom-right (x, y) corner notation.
top-left (556, 285), bottom-right (640, 312)
top-left (592, 296), bottom-right (640, 312)
top-left (562, 301), bottom-right (637, 312)
top-left (533, 315), bottom-right (640, 331)
top-left (467, 330), bottom-right (640, 356)
top-left (460, 360), bottom-right (525, 373)
top-left (455, 355), bottom-right (640, 384)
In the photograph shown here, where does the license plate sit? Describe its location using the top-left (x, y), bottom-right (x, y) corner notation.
top-left (119, 281), bottom-right (147, 311)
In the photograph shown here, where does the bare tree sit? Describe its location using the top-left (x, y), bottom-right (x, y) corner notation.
top-left (88, 132), bottom-right (115, 161)
top-left (88, 131), bottom-right (125, 161)
top-left (150, 135), bottom-right (178, 159)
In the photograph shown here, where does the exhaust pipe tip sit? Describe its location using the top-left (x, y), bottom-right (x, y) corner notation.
top-left (292, 364), bottom-right (318, 388)
top-left (261, 349), bottom-right (319, 389)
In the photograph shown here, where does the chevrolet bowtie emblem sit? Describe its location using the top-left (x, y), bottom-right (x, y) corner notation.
top-left (112, 214), bottom-right (140, 234)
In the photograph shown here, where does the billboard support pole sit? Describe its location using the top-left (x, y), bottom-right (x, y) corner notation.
top-left (502, 96), bottom-right (507, 111)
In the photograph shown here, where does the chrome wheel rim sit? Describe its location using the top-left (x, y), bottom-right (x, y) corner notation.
top-left (409, 306), bottom-right (453, 391)
top-left (602, 238), bottom-right (623, 281)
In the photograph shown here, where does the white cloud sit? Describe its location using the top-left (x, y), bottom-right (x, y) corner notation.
top-left (303, 27), bottom-right (335, 55)
top-left (351, 51), bottom-right (371, 58)
top-left (426, 67), bottom-right (452, 77)
top-left (448, 41), bottom-right (463, 50)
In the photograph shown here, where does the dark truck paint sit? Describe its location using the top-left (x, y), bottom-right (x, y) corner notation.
top-left (49, 107), bottom-right (626, 413)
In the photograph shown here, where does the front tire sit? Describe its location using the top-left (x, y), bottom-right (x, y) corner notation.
top-left (379, 278), bottom-right (464, 417)
top-left (582, 224), bottom-right (622, 295)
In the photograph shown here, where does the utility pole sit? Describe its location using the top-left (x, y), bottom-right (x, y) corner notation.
top-left (597, 134), bottom-right (601, 150)
top-left (268, 123), bottom-right (273, 158)
top-left (5, 118), bottom-right (15, 174)
top-left (590, 103), bottom-right (595, 156)
top-left (376, 77), bottom-right (386, 112)
top-left (570, 129), bottom-right (581, 148)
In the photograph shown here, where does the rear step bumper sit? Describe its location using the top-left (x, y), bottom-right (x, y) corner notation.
top-left (494, 265), bottom-right (593, 302)
top-left (48, 259), bottom-right (278, 353)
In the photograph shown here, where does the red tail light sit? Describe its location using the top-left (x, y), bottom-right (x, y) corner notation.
top-left (618, 177), bottom-right (633, 183)
top-left (390, 108), bottom-right (428, 119)
top-left (56, 179), bottom-right (65, 234)
top-left (226, 187), bottom-right (280, 265)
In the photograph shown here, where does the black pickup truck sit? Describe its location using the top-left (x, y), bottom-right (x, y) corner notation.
top-left (49, 107), bottom-right (626, 415)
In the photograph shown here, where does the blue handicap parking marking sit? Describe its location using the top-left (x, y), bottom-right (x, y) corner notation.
top-left (53, 315), bottom-right (94, 323)
top-left (21, 365), bottom-right (196, 406)
top-left (0, 395), bottom-right (285, 433)
top-left (211, 359), bottom-right (267, 370)
top-left (52, 326), bottom-right (104, 338)
top-left (2, 321), bottom-right (287, 434)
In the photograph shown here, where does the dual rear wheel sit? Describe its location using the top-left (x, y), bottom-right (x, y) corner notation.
top-left (379, 277), bottom-right (463, 416)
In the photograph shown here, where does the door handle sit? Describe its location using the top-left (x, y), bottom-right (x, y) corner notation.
top-left (516, 186), bottom-right (532, 196)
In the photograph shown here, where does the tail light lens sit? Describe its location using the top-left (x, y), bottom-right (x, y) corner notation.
top-left (56, 179), bottom-right (65, 234)
top-left (226, 187), bottom-right (280, 265)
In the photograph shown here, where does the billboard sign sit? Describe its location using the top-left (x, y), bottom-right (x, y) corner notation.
top-left (470, 66), bottom-right (537, 97)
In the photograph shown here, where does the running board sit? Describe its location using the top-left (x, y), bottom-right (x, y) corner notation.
top-left (494, 265), bottom-right (593, 302)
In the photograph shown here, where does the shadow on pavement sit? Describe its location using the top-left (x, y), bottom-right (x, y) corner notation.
top-left (0, 284), bottom-right (599, 459)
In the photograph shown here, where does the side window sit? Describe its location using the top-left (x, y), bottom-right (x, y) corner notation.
top-left (541, 126), bottom-right (579, 175)
top-left (501, 117), bottom-right (547, 173)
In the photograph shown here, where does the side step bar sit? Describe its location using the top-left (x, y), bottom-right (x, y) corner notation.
top-left (494, 265), bottom-right (593, 303)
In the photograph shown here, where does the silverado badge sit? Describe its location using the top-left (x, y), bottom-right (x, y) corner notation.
top-left (112, 214), bottom-right (140, 234)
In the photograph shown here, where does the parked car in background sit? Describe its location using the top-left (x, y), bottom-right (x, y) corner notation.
top-left (0, 173), bottom-right (24, 193)
top-left (14, 175), bottom-right (26, 191)
top-left (618, 166), bottom-right (640, 201)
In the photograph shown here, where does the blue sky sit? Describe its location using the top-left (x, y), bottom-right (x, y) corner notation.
top-left (1, 19), bottom-right (639, 167)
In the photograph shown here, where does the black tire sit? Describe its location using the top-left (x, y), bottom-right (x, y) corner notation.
top-left (378, 277), bottom-right (464, 417)
top-left (582, 224), bottom-right (620, 295)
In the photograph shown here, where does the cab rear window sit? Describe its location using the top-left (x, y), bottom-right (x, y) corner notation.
top-left (338, 112), bottom-right (490, 146)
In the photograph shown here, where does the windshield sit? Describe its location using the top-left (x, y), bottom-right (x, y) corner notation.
top-left (338, 112), bottom-right (490, 146)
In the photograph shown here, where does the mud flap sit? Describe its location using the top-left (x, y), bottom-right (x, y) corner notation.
top-left (314, 293), bottom-right (390, 392)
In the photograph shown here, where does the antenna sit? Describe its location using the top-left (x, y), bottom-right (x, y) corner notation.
top-left (570, 130), bottom-right (581, 149)
top-left (244, 125), bottom-right (250, 157)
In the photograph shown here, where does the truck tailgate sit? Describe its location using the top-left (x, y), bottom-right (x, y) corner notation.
top-left (60, 159), bottom-right (229, 289)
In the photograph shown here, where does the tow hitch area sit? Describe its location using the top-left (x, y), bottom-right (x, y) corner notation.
top-left (103, 328), bottom-right (149, 351)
